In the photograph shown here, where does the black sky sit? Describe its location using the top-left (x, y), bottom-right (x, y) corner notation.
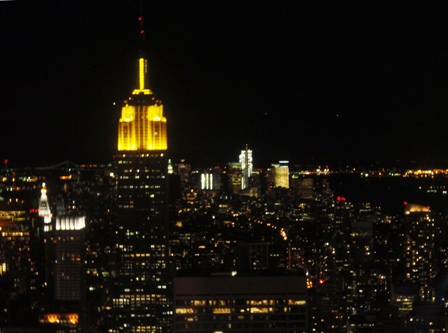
top-left (2, 1), bottom-right (448, 168)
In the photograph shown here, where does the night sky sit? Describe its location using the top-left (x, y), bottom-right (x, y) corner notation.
top-left (2, 1), bottom-right (448, 168)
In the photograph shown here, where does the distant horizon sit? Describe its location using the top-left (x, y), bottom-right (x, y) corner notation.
top-left (4, 155), bottom-right (448, 171)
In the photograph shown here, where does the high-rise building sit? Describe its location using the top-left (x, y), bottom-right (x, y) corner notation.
top-left (239, 145), bottom-right (253, 190)
top-left (53, 216), bottom-right (86, 302)
top-left (199, 167), bottom-right (221, 191)
top-left (403, 203), bottom-right (436, 302)
top-left (38, 179), bottom-right (86, 333)
top-left (109, 16), bottom-right (172, 333)
top-left (0, 208), bottom-right (38, 326)
top-left (226, 162), bottom-right (242, 194)
top-left (271, 161), bottom-right (289, 189)
top-left (39, 217), bottom-right (85, 333)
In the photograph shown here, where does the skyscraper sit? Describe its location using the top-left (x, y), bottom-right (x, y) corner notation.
top-left (271, 161), bottom-right (289, 189)
top-left (403, 203), bottom-right (436, 302)
top-left (53, 216), bottom-right (86, 302)
top-left (109, 16), bottom-right (172, 332)
top-left (239, 145), bottom-right (253, 190)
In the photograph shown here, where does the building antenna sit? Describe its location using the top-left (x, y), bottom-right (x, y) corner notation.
top-left (137, 0), bottom-right (145, 52)
top-left (132, 1), bottom-right (151, 94)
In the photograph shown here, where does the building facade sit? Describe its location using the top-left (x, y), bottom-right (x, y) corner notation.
top-left (271, 161), bottom-right (289, 189)
top-left (239, 146), bottom-right (253, 191)
top-left (403, 203), bottom-right (436, 302)
top-left (173, 273), bottom-right (307, 332)
top-left (53, 216), bottom-right (86, 302)
top-left (108, 46), bottom-right (172, 332)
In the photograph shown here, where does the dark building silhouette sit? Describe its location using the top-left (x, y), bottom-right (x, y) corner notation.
top-left (173, 272), bottom-right (307, 332)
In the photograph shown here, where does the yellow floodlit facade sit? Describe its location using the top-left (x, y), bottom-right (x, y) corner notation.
top-left (39, 313), bottom-right (79, 326)
top-left (118, 57), bottom-right (167, 151)
top-left (404, 203), bottom-right (431, 215)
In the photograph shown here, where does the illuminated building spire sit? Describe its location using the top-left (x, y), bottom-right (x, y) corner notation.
top-left (117, 11), bottom-right (167, 151)
top-left (39, 182), bottom-right (52, 224)
top-left (133, 13), bottom-right (151, 95)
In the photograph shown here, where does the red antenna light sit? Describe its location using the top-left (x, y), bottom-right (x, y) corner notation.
top-left (140, 29), bottom-right (145, 35)
top-left (138, 16), bottom-right (143, 22)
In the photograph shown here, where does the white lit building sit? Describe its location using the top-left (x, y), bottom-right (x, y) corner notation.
top-left (239, 146), bottom-right (253, 190)
top-left (39, 182), bottom-right (52, 231)
top-left (54, 216), bottom-right (86, 301)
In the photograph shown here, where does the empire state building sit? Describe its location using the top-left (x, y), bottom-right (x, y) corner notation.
top-left (110, 36), bottom-right (172, 332)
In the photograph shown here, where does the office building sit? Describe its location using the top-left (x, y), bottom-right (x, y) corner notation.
top-left (226, 162), bottom-right (242, 194)
top-left (237, 242), bottom-right (270, 271)
top-left (403, 203), bottom-right (436, 302)
top-left (199, 167), bottom-right (221, 191)
top-left (53, 216), bottom-right (85, 302)
top-left (109, 17), bottom-right (172, 332)
top-left (39, 180), bottom-right (86, 333)
top-left (271, 161), bottom-right (289, 189)
top-left (239, 146), bottom-right (253, 191)
top-left (173, 272), bottom-right (307, 332)
top-left (0, 208), bottom-right (38, 325)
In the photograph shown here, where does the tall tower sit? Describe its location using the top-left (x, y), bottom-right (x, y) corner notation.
top-left (239, 145), bottom-right (253, 190)
top-left (110, 13), bottom-right (172, 333)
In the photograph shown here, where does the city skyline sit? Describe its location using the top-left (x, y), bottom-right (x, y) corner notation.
top-left (2, 3), bottom-right (448, 330)
top-left (2, 2), bottom-right (448, 168)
